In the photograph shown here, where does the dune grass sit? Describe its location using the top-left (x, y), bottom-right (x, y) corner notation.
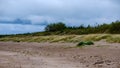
top-left (0, 34), bottom-right (120, 43)
top-left (106, 35), bottom-right (120, 43)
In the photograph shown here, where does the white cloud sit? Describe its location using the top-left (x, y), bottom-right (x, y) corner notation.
top-left (0, 0), bottom-right (119, 18)
top-left (0, 0), bottom-right (120, 34)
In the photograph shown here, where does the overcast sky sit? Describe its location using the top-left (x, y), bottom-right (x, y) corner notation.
top-left (0, 0), bottom-right (120, 34)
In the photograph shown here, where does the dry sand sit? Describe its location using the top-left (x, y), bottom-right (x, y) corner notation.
top-left (0, 41), bottom-right (120, 68)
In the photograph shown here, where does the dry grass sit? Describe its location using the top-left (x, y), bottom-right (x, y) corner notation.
top-left (0, 34), bottom-right (120, 43)
top-left (106, 35), bottom-right (120, 43)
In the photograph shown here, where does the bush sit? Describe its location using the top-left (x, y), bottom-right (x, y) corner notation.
top-left (84, 41), bottom-right (94, 45)
top-left (77, 41), bottom-right (94, 46)
top-left (77, 41), bottom-right (85, 46)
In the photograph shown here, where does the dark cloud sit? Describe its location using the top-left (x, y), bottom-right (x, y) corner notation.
top-left (0, 17), bottom-right (50, 26)
top-left (0, 19), bottom-right (31, 25)
top-left (0, 24), bottom-right (45, 34)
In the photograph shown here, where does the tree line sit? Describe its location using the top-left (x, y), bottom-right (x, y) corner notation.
top-left (44, 20), bottom-right (120, 35)
top-left (0, 20), bottom-right (120, 37)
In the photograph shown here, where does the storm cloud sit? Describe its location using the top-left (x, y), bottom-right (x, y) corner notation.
top-left (0, 0), bottom-right (120, 34)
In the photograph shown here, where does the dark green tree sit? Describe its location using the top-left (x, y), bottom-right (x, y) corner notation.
top-left (109, 21), bottom-right (120, 34)
top-left (45, 22), bottom-right (66, 32)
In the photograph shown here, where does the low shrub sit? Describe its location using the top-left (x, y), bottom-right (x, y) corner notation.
top-left (84, 41), bottom-right (94, 45)
top-left (77, 41), bottom-right (94, 46)
top-left (77, 41), bottom-right (84, 46)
